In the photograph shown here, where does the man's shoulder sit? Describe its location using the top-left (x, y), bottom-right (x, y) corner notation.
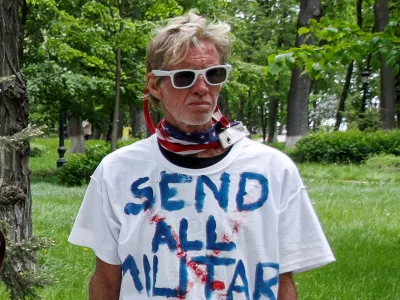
top-left (241, 138), bottom-right (294, 164)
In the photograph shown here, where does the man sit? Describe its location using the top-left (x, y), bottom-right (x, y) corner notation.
top-left (69, 12), bottom-right (335, 300)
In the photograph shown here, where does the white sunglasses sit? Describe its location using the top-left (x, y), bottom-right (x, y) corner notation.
top-left (152, 64), bottom-right (232, 89)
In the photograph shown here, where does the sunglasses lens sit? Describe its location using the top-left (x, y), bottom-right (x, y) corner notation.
top-left (206, 67), bottom-right (227, 84)
top-left (173, 71), bottom-right (195, 88)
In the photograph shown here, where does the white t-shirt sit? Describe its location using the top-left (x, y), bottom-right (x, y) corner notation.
top-left (69, 135), bottom-right (335, 300)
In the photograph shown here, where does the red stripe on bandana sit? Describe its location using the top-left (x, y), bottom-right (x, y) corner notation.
top-left (156, 107), bottom-right (229, 155)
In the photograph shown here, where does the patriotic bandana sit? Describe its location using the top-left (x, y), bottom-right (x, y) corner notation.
top-left (156, 107), bottom-right (248, 155)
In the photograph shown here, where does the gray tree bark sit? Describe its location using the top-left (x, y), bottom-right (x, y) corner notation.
top-left (236, 95), bottom-right (245, 122)
top-left (268, 34), bottom-right (284, 143)
top-left (130, 104), bottom-right (146, 138)
top-left (0, 0), bottom-right (32, 248)
top-left (374, 0), bottom-right (396, 129)
top-left (268, 97), bottom-right (278, 143)
top-left (118, 109), bottom-right (124, 139)
top-left (286, 0), bottom-right (321, 148)
top-left (396, 68), bottom-right (400, 128)
top-left (218, 93), bottom-right (231, 120)
top-left (335, 61), bottom-right (354, 130)
top-left (68, 116), bottom-right (85, 153)
top-left (111, 47), bottom-right (122, 151)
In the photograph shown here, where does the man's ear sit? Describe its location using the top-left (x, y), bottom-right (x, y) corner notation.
top-left (146, 73), bottom-right (163, 100)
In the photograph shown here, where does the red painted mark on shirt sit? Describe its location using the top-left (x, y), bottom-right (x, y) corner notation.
top-left (232, 221), bottom-right (240, 234)
top-left (150, 214), bottom-right (165, 224)
top-left (212, 280), bottom-right (225, 290)
top-left (187, 260), bottom-right (207, 283)
top-left (222, 234), bottom-right (230, 242)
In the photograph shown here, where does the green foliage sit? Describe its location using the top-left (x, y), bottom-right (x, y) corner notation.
top-left (357, 110), bottom-right (383, 132)
top-left (364, 154), bottom-right (400, 169)
top-left (58, 139), bottom-right (138, 186)
top-left (292, 130), bottom-right (400, 164)
top-left (267, 15), bottom-right (400, 80)
top-left (21, 0), bottom-right (400, 140)
top-left (58, 143), bottom-right (109, 186)
top-left (343, 108), bottom-right (383, 132)
top-left (24, 0), bottom-right (156, 132)
top-left (0, 221), bottom-right (54, 300)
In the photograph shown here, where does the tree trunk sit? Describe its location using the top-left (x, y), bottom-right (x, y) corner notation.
top-left (130, 104), bottom-right (146, 138)
top-left (259, 102), bottom-right (267, 143)
top-left (268, 35), bottom-right (283, 143)
top-left (357, 0), bottom-right (363, 28)
top-left (335, 61), bottom-right (354, 130)
top-left (0, 0), bottom-right (32, 261)
top-left (374, 0), bottom-right (396, 129)
top-left (236, 95), bottom-right (245, 122)
top-left (146, 111), bottom-right (161, 137)
top-left (129, 103), bottom-right (136, 137)
top-left (218, 93), bottom-right (231, 120)
top-left (267, 97), bottom-right (278, 143)
top-left (111, 47), bottom-right (122, 151)
top-left (118, 109), bottom-right (124, 139)
top-left (19, 0), bottom-right (28, 63)
top-left (396, 68), bottom-right (400, 128)
top-left (92, 127), bottom-right (102, 139)
top-left (286, 0), bottom-right (321, 148)
top-left (68, 116), bottom-right (85, 153)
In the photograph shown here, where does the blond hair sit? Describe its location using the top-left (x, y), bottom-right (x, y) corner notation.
top-left (145, 12), bottom-right (231, 105)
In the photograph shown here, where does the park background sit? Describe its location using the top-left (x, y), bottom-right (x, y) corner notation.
top-left (0, 0), bottom-right (400, 299)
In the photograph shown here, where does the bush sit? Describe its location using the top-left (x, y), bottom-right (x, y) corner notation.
top-left (30, 143), bottom-right (45, 157)
top-left (58, 154), bottom-right (94, 186)
top-left (292, 130), bottom-right (400, 164)
top-left (58, 139), bottom-right (138, 186)
top-left (364, 154), bottom-right (400, 169)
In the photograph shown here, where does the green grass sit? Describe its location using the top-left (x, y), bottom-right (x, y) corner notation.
top-left (1, 138), bottom-right (399, 299)
top-left (31, 182), bottom-right (93, 300)
top-left (296, 164), bottom-right (400, 299)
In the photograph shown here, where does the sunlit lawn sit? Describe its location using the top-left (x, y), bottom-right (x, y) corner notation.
top-left (0, 138), bottom-right (399, 299)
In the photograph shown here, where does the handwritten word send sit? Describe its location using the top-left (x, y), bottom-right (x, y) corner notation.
top-left (124, 171), bottom-right (269, 214)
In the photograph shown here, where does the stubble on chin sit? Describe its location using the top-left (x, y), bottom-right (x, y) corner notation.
top-left (183, 101), bottom-right (216, 127)
top-left (181, 112), bottom-right (214, 127)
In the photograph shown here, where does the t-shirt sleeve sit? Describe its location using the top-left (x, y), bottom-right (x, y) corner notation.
top-left (68, 165), bottom-right (121, 265)
top-left (278, 163), bottom-right (335, 274)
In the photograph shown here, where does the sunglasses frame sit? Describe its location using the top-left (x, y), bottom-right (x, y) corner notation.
top-left (152, 64), bottom-right (232, 89)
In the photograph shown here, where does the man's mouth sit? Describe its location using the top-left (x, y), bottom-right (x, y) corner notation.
top-left (186, 99), bottom-right (211, 106)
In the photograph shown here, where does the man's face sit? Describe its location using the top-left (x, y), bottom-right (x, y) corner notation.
top-left (148, 40), bottom-right (222, 133)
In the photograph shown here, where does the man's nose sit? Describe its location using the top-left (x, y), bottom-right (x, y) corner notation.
top-left (191, 74), bottom-right (209, 94)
